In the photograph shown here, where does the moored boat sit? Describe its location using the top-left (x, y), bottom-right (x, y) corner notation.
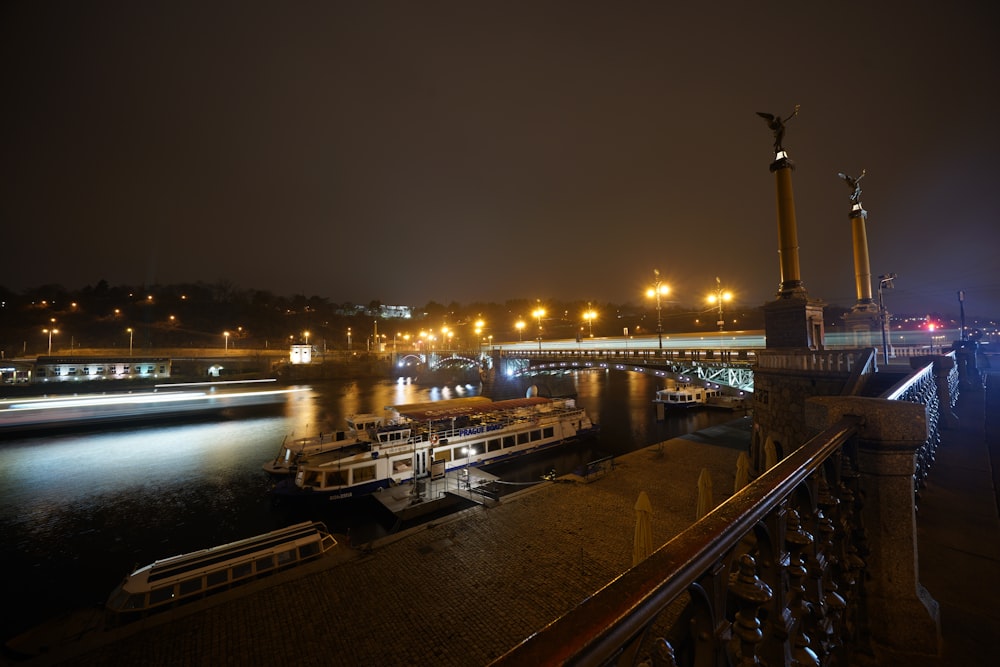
top-left (262, 413), bottom-right (384, 475)
top-left (105, 521), bottom-right (337, 619)
top-left (653, 382), bottom-right (719, 409)
top-left (272, 396), bottom-right (596, 501)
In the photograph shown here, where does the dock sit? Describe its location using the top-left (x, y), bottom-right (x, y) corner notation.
top-left (372, 468), bottom-right (500, 521)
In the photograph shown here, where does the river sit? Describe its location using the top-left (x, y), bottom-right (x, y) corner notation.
top-left (0, 370), bottom-right (741, 642)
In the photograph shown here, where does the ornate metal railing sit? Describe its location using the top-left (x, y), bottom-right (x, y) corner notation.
top-left (493, 356), bottom-right (952, 667)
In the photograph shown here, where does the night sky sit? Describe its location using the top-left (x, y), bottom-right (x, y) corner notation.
top-left (3, 1), bottom-right (998, 318)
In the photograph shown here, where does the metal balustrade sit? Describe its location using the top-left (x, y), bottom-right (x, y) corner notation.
top-left (492, 356), bottom-right (952, 667)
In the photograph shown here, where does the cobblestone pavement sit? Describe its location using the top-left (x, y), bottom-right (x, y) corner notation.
top-left (32, 418), bottom-right (751, 667)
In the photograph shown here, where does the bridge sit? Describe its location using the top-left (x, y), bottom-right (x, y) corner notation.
top-left (486, 329), bottom-right (958, 394)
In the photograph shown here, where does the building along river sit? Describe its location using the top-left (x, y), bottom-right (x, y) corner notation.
top-left (0, 369), bottom-right (743, 643)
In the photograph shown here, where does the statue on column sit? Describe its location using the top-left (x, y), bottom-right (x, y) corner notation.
top-left (756, 105), bottom-right (800, 153)
top-left (837, 169), bottom-right (866, 204)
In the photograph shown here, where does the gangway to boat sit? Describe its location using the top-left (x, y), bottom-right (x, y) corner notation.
top-left (373, 468), bottom-right (500, 521)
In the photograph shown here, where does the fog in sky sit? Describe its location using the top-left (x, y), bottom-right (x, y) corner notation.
top-left (2, 1), bottom-right (998, 318)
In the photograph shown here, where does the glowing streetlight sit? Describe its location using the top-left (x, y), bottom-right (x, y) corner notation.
top-left (583, 304), bottom-right (597, 338)
top-left (303, 330), bottom-right (310, 346)
top-left (707, 277), bottom-right (733, 332)
top-left (515, 320), bottom-right (525, 341)
top-left (347, 327), bottom-right (352, 350)
top-left (461, 446), bottom-right (476, 489)
top-left (532, 301), bottom-right (546, 350)
top-left (43, 327), bottom-right (59, 355)
top-left (126, 327), bottom-right (133, 356)
top-left (224, 331), bottom-right (230, 351)
top-left (645, 269), bottom-right (670, 349)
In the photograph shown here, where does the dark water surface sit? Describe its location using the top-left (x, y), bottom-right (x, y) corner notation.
top-left (0, 371), bottom-right (738, 641)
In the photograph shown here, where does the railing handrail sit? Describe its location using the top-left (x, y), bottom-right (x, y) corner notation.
top-left (491, 415), bottom-right (861, 666)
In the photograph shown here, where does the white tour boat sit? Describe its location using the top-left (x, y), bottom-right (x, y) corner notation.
top-left (272, 396), bottom-right (595, 501)
top-left (106, 521), bottom-right (337, 619)
top-left (262, 413), bottom-right (384, 475)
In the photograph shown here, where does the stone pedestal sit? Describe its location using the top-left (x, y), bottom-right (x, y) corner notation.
top-left (805, 396), bottom-right (942, 657)
top-left (762, 295), bottom-right (825, 350)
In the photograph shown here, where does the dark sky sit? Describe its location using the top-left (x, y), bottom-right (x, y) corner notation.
top-left (3, 1), bottom-right (998, 319)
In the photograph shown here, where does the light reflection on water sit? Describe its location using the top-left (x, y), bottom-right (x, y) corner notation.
top-left (0, 372), bottom-right (738, 641)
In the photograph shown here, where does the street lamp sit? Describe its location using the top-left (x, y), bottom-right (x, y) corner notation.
top-left (43, 327), bottom-right (59, 355)
top-left (347, 327), bottom-right (352, 350)
top-left (532, 302), bottom-right (546, 351)
top-left (127, 327), bottom-right (133, 356)
top-left (645, 269), bottom-right (670, 349)
top-left (877, 273), bottom-right (896, 365)
top-left (515, 320), bottom-right (525, 341)
top-left (303, 330), bottom-right (310, 346)
top-left (583, 303), bottom-right (597, 338)
top-left (224, 331), bottom-right (230, 351)
top-left (461, 446), bottom-right (476, 489)
top-left (707, 276), bottom-right (733, 332)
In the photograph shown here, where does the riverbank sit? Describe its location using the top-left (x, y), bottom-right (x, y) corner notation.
top-left (10, 416), bottom-right (751, 666)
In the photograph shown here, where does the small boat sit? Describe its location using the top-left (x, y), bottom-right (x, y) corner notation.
top-left (653, 382), bottom-right (720, 409)
top-left (272, 396), bottom-right (596, 501)
top-left (105, 521), bottom-right (337, 619)
top-left (262, 413), bottom-right (384, 475)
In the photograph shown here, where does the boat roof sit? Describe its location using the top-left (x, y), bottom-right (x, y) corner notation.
top-left (393, 397), bottom-right (553, 421)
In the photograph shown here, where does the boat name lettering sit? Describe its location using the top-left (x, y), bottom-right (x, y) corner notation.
top-left (458, 423), bottom-right (503, 437)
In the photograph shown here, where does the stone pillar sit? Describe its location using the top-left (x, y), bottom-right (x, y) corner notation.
top-left (952, 340), bottom-right (982, 388)
top-left (762, 151), bottom-right (826, 350)
top-left (849, 204), bottom-right (874, 305)
top-left (804, 396), bottom-right (942, 657)
top-left (771, 152), bottom-right (805, 297)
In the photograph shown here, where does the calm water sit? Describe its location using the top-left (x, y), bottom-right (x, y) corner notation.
top-left (0, 370), bottom-right (736, 640)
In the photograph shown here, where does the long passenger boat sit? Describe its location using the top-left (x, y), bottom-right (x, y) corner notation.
top-left (105, 521), bottom-right (337, 619)
top-left (272, 396), bottom-right (596, 501)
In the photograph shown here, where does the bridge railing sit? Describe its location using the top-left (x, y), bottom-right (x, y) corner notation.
top-left (492, 356), bottom-right (951, 667)
top-left (500, 348), bottom-right (756, 364)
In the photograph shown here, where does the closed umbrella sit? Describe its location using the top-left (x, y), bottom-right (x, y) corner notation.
top-left (734, 451), bottom-right (750, 493)
top-left (632, 491), bottom-right (653, 567)
top-left (696, 468), bottom-right (714, 520)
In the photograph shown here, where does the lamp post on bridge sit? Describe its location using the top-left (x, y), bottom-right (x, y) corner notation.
top-left (583, 303), bottom-right (596, 338)
top-left (127, 327), bottom-right (133, 356)
top-left (533, 301), bottom-right (546, 351)
top-left (877, 273), bottom-right (896, 365)
top-left (645, 270), bottom-right (669, 349)
top-left (707, 277), bottom-right (733, 332)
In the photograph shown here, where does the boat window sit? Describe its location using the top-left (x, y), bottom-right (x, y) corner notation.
top-left (123, 593), bottom-right (145, 610)
top-left (276, 549), bottom-right (296, 566)
top-left (179, 577), bottom-right (203, 596)
top-left (530, 430), bottom-right (542, 442)
top-left (299, 542), bottom-right (321, 558)
top-left (434, 449), bottom-right (452, 462)
top-left (503, 436), bottom-right (516, 448)
top-left (323, 470), bottom-right (347, 487)
top-left (256, 555), bottom-right (275, 572)
top-left (517, 432), bottom-right (530, 445)
top-left (206, 570), bottom-right (229, 587)
top-left (352, 465), bottom-right (377, 484)
top-left (233, 561), bottom-right (254, 580)
top-left (487, 438), bottom-right (501, 452)
top-left (303, 470), bottom-right (321, 487)
top-left (149, 586), bottom-right (175, 606)
top-left (392, 459), bottom-right (413, 474)
top-left (543, 427), bottom-right (554, 438)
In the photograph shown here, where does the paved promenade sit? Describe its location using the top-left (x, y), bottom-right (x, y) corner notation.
top-left (22, 420), bottom-right (752, 666)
